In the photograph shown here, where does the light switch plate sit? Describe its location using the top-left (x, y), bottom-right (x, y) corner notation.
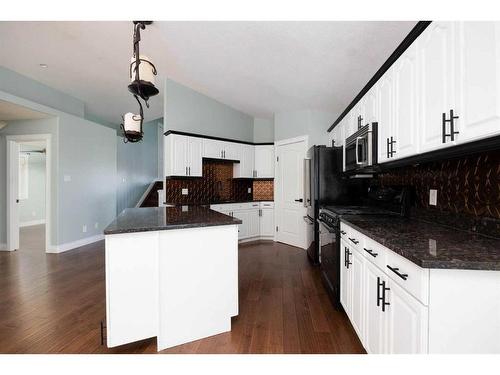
top-left (82, 225), bottom-right (87, 233)
top-left (182, 188), bottom-right (188, 195)
top-left (248, 187), bottom-right (252, 193)
top-left (95, 222), bottom-right (99, 229)
top-left (429, 189), bottom-right (437, 206)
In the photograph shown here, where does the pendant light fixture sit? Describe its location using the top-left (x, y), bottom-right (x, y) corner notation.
top-left (121, 21), bottom-right (159, 143)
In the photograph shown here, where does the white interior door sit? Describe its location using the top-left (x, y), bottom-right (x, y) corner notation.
top-left (7, 140), bottom-right (20, 251)
top-left (275, 137), bottom-right (308, 249)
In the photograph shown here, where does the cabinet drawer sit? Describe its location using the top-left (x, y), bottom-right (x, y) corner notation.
top-left (361, 236), bottom-right (387, 271)
top-left (259, 201), bottom-right (274, 209)
top-left (341, 223), bottom-right (363, 252)
top-left (385, 250), bottom-right (429, 305)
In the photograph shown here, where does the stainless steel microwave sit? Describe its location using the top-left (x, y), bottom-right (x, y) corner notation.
top-left (345, 122), bottom-right (378, 172)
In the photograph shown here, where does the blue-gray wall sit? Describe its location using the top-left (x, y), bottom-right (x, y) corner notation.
top-left (164, 79), bottom-right (254, 142)
top-left (19, 151), bottom-right (46, 225)
top-left (117, 119), bottom-right (160, 215)
top-left (274, 109), bottom-right (335, 146)
top-left (253, 117), bottom-right (274, 143)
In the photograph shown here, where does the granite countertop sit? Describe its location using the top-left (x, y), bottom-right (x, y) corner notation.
top-left (340, 214), bottom-right (500, 271)
top-left (104, 206), bottom-right (242, 235)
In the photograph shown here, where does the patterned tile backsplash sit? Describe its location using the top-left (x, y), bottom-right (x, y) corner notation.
top-left (165, 159), bottom-right (274, 204)
top-left (377, 149), bottom-right (500, 219)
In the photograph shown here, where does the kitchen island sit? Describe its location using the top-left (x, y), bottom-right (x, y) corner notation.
top-left (103, 205), bottom-right (241, 351)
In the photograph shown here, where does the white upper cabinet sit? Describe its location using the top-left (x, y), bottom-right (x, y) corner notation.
top-left (455, 21), bottom-right (500, 143)
top-left (331, 118), bottom-right (345, 147)
top-left (222, 141), bottom-right (240, 160)
top-left (254, 145), bottom-right (274, 178)
top-left (202, 139), bottom-right (224, 159)
top-left (377, 67), bottom-right (395, 164)
top-left (392, 44), bottom-right (419, 160)
top-left (417, 22), bottom-right (459, 153)
top-left (164, 135), bottom-right (203, 177)
top-left (234, 144), bottom-right (254, 178)
top-left (364, 86), bottom-right (379, 126)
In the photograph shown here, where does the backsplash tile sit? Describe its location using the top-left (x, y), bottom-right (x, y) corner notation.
top-left (164, 160), bottom-right (273, 204)
top-left (377, 149), bottom-right (500, 219)
top-left (253, 180), bottom-right (274, 201)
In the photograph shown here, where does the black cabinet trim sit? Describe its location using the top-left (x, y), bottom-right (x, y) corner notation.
top-left (327, 21), bottom-right (431, 133)
top-left (164, 130), bottom-right (274, 146)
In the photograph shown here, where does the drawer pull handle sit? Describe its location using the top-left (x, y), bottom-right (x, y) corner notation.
top-left (387, 265), bottom-right (408, 281)
top-left (364, 248), bottom-right (378, 258)
top-left (340, 230), bottom-right (346, 235)
top-left (348, 237), bottom-right (359, 245)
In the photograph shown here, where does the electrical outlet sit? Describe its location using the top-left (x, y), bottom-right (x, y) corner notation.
top-left (182, 188), bottom-right (188, 195)
top-left (82, 225), bottom-right (87, 233)
top-left (247, 187), bottom-right (252, 194)
top-left (95, 222), bottom-right (99, 229)
top-left (429, 189), bottom-right (437, 206)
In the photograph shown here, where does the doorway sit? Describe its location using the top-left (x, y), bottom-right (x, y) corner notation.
top-left (274, 135), bottom-right (309, 249)
top-left (6, 134), bottom-right (51, 252)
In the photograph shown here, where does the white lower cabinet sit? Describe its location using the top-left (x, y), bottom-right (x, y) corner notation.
top-left (363, 261), bottom-right (387, 354)
top-left (210, 202), bottom-right (274, 242)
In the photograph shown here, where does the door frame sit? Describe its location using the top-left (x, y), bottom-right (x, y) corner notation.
top-left (274, 135), bottom-right (309, 249)
top-left (6, 134), bottom-right (52, 252)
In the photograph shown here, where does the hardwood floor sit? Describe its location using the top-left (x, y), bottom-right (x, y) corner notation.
top-left (0, 232), bottom-right (365, 354)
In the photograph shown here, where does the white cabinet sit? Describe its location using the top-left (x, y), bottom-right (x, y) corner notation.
top-left (350, 248), bottom-right (365, 339)
top-left (331, 119), bottom-right (345, 147)
top-left (364, 86), bottom-right (379, 126)
top-left (417, 21), bottom-right (459, 154)
top-left (164, 135), bottom-right (202, 177)
top-left (259, 202), bottom-right (274, 238)
top-left (377, 67), bottom-right (395, 164)
top-left (254, 145), bottom-right (274, 178)
top-left (202, 139), bottom-right (239, 160)
top-left (456, 21), bottom-right (500, 144)
top-left (247, 206), bottom-right (260, 238)
top-left (385, 279), bottom-right (429, 354)
top-left (340, 239), bottom-right (351, 316)
top-left (232, 210), bottom-right (249, 239)
top-left (363, 261), bottom-right (387, 354)
top-left (234, 144), bottom-right (254, 178)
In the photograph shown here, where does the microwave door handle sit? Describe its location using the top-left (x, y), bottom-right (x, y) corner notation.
top-left (355, 137), bottom-right (361, 165)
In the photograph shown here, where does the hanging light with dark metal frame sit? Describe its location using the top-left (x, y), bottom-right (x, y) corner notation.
top-left (121, 21), bottom-right (159, 143)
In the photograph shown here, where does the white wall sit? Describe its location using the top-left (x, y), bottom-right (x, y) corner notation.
top-left (274, 109), bottom-right (335, 146)
top-left (164, 79), bottom-right (254, 142)
top-left (19, 152), bottom-right (46, 225)
top-left (253, 117), bottom-right (274, 143)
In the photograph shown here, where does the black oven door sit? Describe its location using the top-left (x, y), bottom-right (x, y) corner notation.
top-left (318, 220), bottom-right (341, 309)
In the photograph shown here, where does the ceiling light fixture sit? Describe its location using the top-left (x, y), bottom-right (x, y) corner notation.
top-left (121, 21), bottom-right (159, 143)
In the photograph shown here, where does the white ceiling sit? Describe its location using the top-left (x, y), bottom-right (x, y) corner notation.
top-left (0, 99), bottom-right (51, 121)
top-left (0, 21), bottom-right (416, 125)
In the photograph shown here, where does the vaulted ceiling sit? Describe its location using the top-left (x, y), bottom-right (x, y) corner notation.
top-left (0, 21), bottom-right (416, 124)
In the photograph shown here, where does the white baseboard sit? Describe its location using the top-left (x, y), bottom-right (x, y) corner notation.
top-left (20, 219), bottom-right (46, 227)
top-left (47, 234), bottom-right (104, 254)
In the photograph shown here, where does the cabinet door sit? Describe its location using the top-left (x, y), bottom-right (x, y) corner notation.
top-left (417, 21), bottom-right (458, 153)
top-left (364, 261), bottom-right (387, 354)
top-left (202, 139), bottom-right (223, 159)
top-left (187, 137), bottom-right (203, 177)
top-left (456, 21), bottom-right (500, 144)
top-left (223, 141), bottom-right (240, 160)
top-left (364, 86), bottom-right (379, 125)
top-left (232, 210), bottom-right (249, 239)
top-left (254, 145), bottom-right (274, 178)
top-left (377, 67), bottom-right (395, 164)
top-left (350, 249), bottom-right (365, 340)
top-left (340, 239), bottom-right (351, 316)
top-left (259, 208), bottom-right (274, 237)
top-left (331, 119), bottom-right (345, 147)
top-left (392, 45), bottom-right (419, 160)
top-left (168, 135), bottom-right (188, 176)
top-left (385, 279), bottom-right (429, 354)
top-left (247, 209), bottom-right (260, 238)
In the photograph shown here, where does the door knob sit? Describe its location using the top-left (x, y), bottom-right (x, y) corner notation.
top-left (294, 198), bottom-right (303, 202)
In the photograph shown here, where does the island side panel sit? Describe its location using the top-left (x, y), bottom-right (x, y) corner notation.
top-left (105, 231), bottom-right (159, 348)
top-left (157, 224), bottom-right (239, 351)
top-left (428, 268), bottom-right (500, 354)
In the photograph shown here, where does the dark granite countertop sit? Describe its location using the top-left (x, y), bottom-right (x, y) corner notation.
top-left (340, 215), bottom-right (500, 270)
top-left (104, 206), bottom-right (242, 235)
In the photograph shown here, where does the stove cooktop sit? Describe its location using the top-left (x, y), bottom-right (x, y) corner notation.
top-left (321, 205), bottom-right (398, 216)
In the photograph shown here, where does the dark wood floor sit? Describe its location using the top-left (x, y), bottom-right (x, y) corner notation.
top-left (0, 226), bottom-right (364, 354)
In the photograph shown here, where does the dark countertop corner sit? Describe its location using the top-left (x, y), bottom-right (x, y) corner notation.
top-left (104, 206), bottom-right (242, 235)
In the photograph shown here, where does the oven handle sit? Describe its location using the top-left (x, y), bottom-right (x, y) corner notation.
top-left (303, 215), bottom-right (314, 225)
top-left (317, 219), bottom-right (337, 234)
